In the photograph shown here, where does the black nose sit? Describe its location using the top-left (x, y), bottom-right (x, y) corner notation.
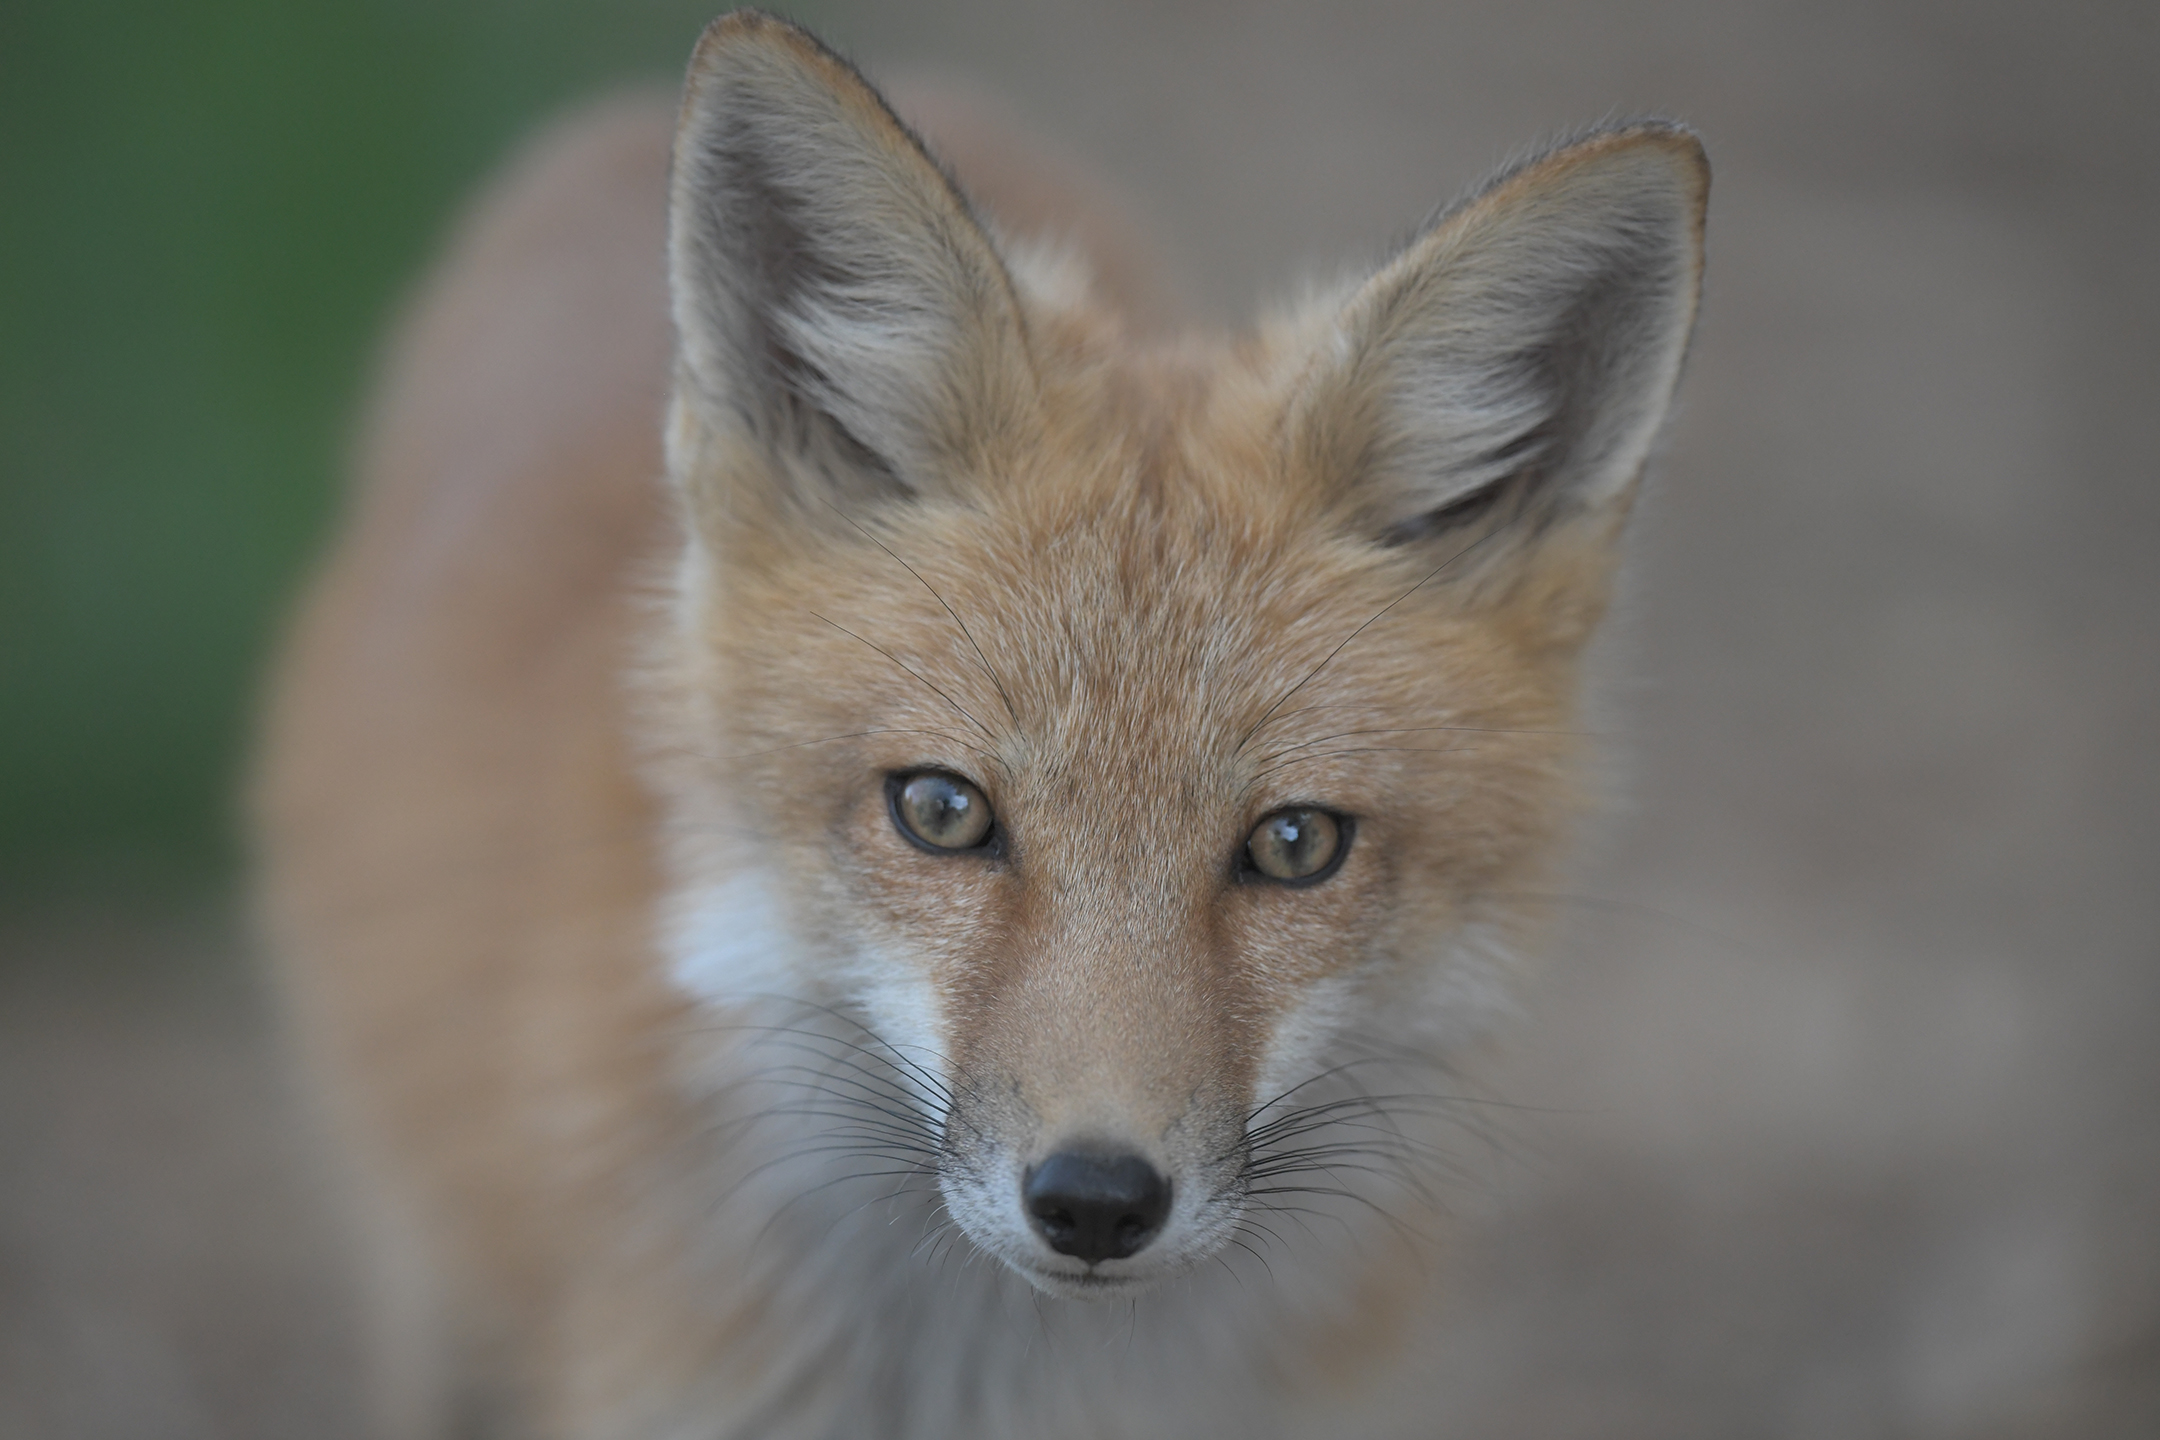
top-left (1023, 1151), bottom-right (1171, 1263)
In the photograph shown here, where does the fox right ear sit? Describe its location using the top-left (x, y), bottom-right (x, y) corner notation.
top-left (1286, 124), bottom-right (1708, 617)
top-left (666, 11), bottom-right (1036, 524)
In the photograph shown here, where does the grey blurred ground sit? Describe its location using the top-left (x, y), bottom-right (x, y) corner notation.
top-left (5, 1), bottom-right (2156, 1435)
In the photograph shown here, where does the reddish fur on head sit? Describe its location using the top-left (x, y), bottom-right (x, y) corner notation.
top-left (255, 9), bottom-right (1705, 1433)
top-left (654, 11), bottom-right (1705, 1295)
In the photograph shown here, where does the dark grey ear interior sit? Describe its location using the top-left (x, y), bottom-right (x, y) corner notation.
top-left (668, 15), bottom-right (1028, 507)
top-left (1306, 124), bottom-right (1709, 548)
top-left (685, 108), bottom-right (901, 494)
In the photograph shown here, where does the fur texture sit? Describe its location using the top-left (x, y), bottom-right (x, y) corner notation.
top-left (254, 10), bottom-right (1706, 1437)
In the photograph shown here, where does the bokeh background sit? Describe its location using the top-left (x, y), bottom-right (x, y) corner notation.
top-left (3, 2), bottom-right (2155, 1435)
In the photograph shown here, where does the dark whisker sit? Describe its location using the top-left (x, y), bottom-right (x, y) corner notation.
top-left (1226, 1235), bottom-right (1276, 1283)
top-left (1243, 1202), bottom-right (1356, 1247)
top-left (1236, 519), bottom-right (1520, 750)
top-left (808, 610), bottom-right (997, 744)
top-left (751, 1161), bottom-right (943, 1247)
top-left (1251, 722), bottom-right (1588, 769)
top-left (685, 1053), bottom-right (946, 1145)
top-left (699, 1041), bottom-right (946, 1121)
top-left (1242, 746), bottom-right (1477, 790)
top-left (714, 1105), bottom-right (939, 1151)
top-left (1247, 1086), bottom-right (1490, 1142)
top-left (694, 1013), bottom-right (958, 1109)
top-left (1246, 1154), bottom-right (1447, 1201)
top-left (1253, 701), bottom-right (1595, 738)
top-left (1245, 1055), bottom-right (1434, 1127)
top-left (740, 999), bottom-right (964, 1106)
top-left (819, 498), bottom-right (1022, 731)
top-left (1244, 1183), bottom-right (1430, 1246)
top-left (711, 1044), bottom-right (943, 1111)
top-left (685, 727), bottom-right (1008, 763)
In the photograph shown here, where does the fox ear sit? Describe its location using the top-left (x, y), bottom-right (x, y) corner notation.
top-left (1291, 124), bottom-right (1707, 592)
top-left (667, 12), bottom-right (1033, 519)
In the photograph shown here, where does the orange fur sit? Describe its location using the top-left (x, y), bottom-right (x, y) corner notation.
top-left (255, 12), bottom-right (1705, 1437)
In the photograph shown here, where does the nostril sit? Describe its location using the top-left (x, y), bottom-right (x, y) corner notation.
top-left (1035, 1205), bottom-right (1076, 1245)
top-left (1022, 1151), bottom-right (1171, 1264)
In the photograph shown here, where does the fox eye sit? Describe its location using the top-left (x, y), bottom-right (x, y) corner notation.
top-left (890, 772), bottom-right (995, 852)
top-left (1245, 808), bottom-right (1348, 884)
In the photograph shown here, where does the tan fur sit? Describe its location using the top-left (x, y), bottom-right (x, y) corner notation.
top-left (255, 12), bottom-right (1705, 1438)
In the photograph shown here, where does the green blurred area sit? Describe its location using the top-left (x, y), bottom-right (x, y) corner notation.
top-left (0, 2), bottom-right (835, 900)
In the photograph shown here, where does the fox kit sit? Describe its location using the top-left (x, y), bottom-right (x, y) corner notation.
top-left (255, 10), bottom-right (1705, 1438)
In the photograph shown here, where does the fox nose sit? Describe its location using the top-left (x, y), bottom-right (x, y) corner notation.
top-left (1023, 1150), bottom-right (1171, 1263)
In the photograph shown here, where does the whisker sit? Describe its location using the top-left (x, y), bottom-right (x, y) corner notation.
top-left (1244, 1054), bottom-right (1460, 1128)
top-left (1244, 1183), bottom-right (1430, 1245)
top-left (707, 1042), bottom-right (942, 1109)
top-left (1237, 519), bottom-right (1520, 750)
top-left (808, 610), bottom-right (996, 744)
top-left (693, 1015), bottom-right (958, 1108)
top-left (732, 1000), bottom-right (963, 1105)
top-left (1251, 722), bottom-right (1587, 769)
top-left (1253, 702), bottom-right (1595, 739)
top-left (750, 1161), bottom-right (943, 1247)
top-left (1243, 1202), bottom-right (1356, 1247)
top-left (1226, 1235), bottom-right (1276, 1283)
top-left (680, 727), bottom-right (1008, 764)
top-left (819, 498), bottom-right (1022, 731)
top-left (1243, 745), bottom-right (1477, 789)
top-left (710, 1106), bottom-right (940, 1153)
top-left (685, 1056), bottom-right (946, 1146)
top-left (1248, 1087), bottom-right (1492, 1142)
top-left (908, 1218), bottom-right (961, 1263)
top-left (1246, 1154), bottom-right (1447, 1201)
top-left (696, 1042), bottom-right (947, 1123)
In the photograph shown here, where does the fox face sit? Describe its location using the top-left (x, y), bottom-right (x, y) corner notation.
top-left (651, 13), bottom-right (1704, 1300)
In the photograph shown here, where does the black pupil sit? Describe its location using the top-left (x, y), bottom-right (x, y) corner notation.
top-left (1274, 815), bottom-right (1316, 865)
top-left (1255, 808), bottom-right (1337, 879)
top-left (907, 776), bottom-right (978, 846)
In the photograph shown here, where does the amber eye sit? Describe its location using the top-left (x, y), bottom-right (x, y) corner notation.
top-left (1245, 808), bottom-right (1347, 883)
top-left (890, 772), bottom-right (995, 852)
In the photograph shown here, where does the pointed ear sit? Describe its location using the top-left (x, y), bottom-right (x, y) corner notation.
top-left (667, 11), bottom-right (1035, 519)
top-left (1288, 124), bottom-right (1707, 609)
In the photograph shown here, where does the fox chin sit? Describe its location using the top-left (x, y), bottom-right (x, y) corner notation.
top-left (255, 8), bottom-right (1706, 1437)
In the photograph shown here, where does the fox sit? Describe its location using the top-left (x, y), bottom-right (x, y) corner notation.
top-left (253, 9), bottom-right (1707, 1439)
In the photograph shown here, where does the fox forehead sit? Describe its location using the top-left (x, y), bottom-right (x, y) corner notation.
top-left (713, 521), bottom-right (1536, 834)
top-left (697, 353), bottom-right (1565, 795)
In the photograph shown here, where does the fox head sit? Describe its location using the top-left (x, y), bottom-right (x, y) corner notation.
top-left (650, 12), bottom-right (1705, 1299)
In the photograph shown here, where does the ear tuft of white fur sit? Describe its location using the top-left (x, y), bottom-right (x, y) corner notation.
top-left (1294, 123), bottom-right (1709, 544)
top-left (668, 11), bottom-right (1032, 510)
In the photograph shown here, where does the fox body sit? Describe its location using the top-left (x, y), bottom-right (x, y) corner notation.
top-left (255, 12), bottom-right (1706, 1439)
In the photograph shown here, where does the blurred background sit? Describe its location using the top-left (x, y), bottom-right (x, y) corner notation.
top-left (2, 1), bottom-right (2154, 1435)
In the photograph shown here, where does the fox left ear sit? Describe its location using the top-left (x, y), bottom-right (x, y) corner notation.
top-left (666, 11), bottom-right (1036, 526)
top-left (1288, 125), bottom-right (1707, 629)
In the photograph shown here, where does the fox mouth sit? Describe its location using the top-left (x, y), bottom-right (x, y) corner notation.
top-left (1009, 1258), bottom-right (1167, 1299)
top-left (936, 1189), bottom-right (1201, 1298)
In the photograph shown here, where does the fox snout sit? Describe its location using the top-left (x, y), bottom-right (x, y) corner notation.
top-left (927, 936), bottom-right (1261, 1293)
